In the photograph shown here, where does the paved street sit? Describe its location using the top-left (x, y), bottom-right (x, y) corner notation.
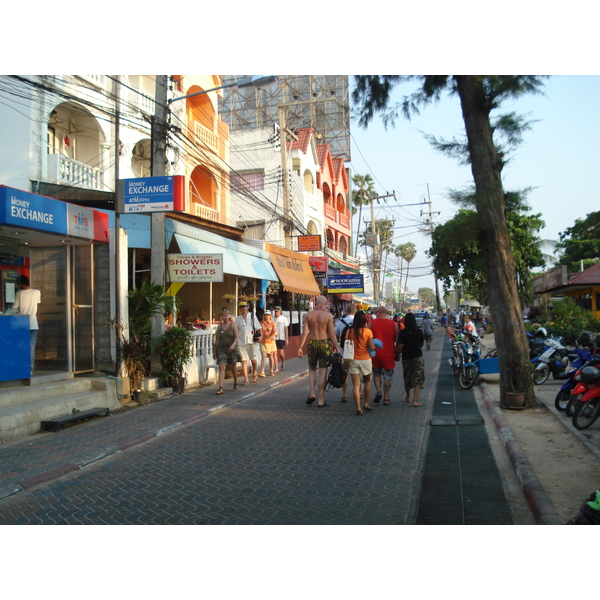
top-left (0, 331), bottom-right (545, 525)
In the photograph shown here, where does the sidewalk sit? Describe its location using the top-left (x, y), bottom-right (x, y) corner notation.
top-left (0, 361), bottom-right (310, 502)
top-left (0, 332), bottom-right (567, 524)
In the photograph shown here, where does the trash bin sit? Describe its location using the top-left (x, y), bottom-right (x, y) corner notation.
top-left (502, 391), bottom-right (525, 410)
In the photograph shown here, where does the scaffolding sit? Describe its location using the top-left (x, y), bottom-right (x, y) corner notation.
top-left (219, 75), bottom-right (351, 161)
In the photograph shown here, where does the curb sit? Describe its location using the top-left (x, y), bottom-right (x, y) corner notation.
top-left (0, 370), bottom-right (309, 502)
top-left (479, 381), bottom-right (563, 525)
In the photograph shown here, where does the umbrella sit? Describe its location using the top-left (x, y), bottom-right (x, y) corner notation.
top-left (461, 298), bottom-right (481, 308)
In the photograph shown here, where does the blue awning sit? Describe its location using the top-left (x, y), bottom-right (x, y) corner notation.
top-left (118, 214), bottom-right (277, 280)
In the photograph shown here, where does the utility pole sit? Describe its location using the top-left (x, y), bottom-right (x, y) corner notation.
top-left (366, 192), bottom-right (395, 306)
top-left (278, 106), bottom-right (293, 250)
top-left (150, 75), bottom-right (169, 373)
top-left (421, 183), bottom-right (442, 313)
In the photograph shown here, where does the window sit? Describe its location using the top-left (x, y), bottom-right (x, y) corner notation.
top-left (231, 170), bottom-right (264, 192)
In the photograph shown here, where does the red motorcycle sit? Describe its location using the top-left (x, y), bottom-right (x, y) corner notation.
top-left (572, 366), bottom-right (600, 430)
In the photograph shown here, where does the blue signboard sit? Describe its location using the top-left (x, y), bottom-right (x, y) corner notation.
top-left (0, 187), bottom-right (67, 234)
top-left (327, 274), bottom-right (364, 293)
top-left (119, 176), bottom-right (185, 213)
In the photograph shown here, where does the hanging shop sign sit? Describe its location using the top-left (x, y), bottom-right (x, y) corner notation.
top-left (118, 175), bottom-right (185, 214)
top-left (167, 253), bottom-right (224, 283)
top-left (0, 186), bottom-right (109, 242)
top-left (297, 235), bottom-right (321, 252)
top-left (309, 256), bottom-right (328, 279)
top-left (327, 274), bottom-right (364, 294)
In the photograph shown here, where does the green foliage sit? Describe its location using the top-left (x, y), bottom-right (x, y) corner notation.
top-left (155, 326), bottom-right (194, 388)
top-left (418, 287), bottom-right (435, 307)
top-left (128, 280), bottom-right (179, 341)
top-left (557, 211), bottom-right (600, 265)
top-left (532, 298), bottom-right (600, 345)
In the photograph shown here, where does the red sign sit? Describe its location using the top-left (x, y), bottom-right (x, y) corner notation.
top-left (309, 257), bottom-right (328, 271)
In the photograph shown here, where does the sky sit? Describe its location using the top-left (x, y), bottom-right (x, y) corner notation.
top-left (349, 75), bottom-right (600, 296)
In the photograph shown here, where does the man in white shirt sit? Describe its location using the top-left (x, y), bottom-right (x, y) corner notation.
top-left (334, 303), bottom-right (356, 403)
top-left (235, 302), bottom-right (262, 384)
top-left (273, 306), bottom-right (289, 371)
top-left (12, 275), bottom-right (41, 374)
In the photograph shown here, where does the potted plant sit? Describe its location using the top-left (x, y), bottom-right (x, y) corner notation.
top-left (156, 326), bottom-right (194, 394)
top-left (110, 280), bottom-right (180, 402)
top-left (222, 293), bottom-right (237, 304)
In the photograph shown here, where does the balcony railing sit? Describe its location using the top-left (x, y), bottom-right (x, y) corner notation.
top-left (194, 122), bottom-right (218, 152)
top-left (194, 203), bottom-right (219, 222)
top-left (138, 92), bottom-right (155, 115)
top-left (47, 154), bottom-right (105, 191)
top-left (339, 212), bottom-right (350, 229)
top-left (324, 203), bottom-right (336, 221)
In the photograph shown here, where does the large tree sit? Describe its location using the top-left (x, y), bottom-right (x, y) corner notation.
top-left (557, 210), bottom-right (600, 269)
top-left (353, 75), bottom-right (546, 408)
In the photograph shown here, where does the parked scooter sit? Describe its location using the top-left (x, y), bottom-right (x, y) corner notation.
top-left (565, 362), bottom-right (600, 417)
top-left (555, 332), bottom-right (599, 411)
top-left (457, 335), bottom-right (481, 390)
top-left (531, 336), bottom-right (577, 385)
top-left (572, 366), bottom-right (600, 430)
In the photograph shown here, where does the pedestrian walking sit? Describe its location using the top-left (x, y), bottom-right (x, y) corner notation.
top-left (258, 310), bottom-right (277, 377)
top-left (212, 308), bottom-right (240, 395)
top-left (235, 302), bottom-right (261, 384)
top-left (297, 295), bottom-right (339, 407)
top-left (273, 306), bottom-right (289, 372)
top-left (334, 303), bottom-right (357, 403)
top-left (12, 275), bottom-right (41, 374)
top-left (440, 312), bottom-right (448, 336)
top-left (396, 312), bottom-right (425, 407)
top-left (345, 310), bottom-right (376, 416)
top-left (422, 313), bottom-right (434, 350)
top-left (368, 306), bottom-right (399, 405)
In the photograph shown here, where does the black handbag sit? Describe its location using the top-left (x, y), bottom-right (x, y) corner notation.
top-left (251, 314), bottom-right (261, 342)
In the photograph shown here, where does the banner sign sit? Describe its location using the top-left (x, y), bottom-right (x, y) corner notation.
top-left (309, 256), bottom-right (328, 278)
top-left (0, 186), bottom-right (109, 242)
top-left (119, 175), bottom-right (185, 213)
top-left (167, 253), bottom-right (224, 283)
top-left (297, 235), bottom-right (321, 252)
top-left (327, 274), bottom-right (364, 293)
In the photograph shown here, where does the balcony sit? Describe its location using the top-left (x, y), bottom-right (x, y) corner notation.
top-left (138, 92), bottom-right (155, 115)
top-left (194, 122), bottom-right (218, 152)
top-left (194, 204), bottom-right (219, 222)
top-left (47, 154), bottom-right (105, 191)
top-left (324, 203), bottom-right (336, 221)
top-left (339, 211), bottom-right (350, 229)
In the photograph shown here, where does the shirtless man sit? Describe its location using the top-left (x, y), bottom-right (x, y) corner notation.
top-left (297, 295), bottom-right (340, 407)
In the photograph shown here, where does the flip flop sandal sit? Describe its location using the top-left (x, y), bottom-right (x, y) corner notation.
top-left (340, 397), bottom-right (348, 403)
top-left (374, 392), bottom-right (382, 403)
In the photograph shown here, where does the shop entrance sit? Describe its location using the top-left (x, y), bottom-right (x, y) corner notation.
top-left (31, 245), bottom-right (95, 374)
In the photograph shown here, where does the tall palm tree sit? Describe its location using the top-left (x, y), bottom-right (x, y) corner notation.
top-left (400, 242), bottom-right (417, 294)
top-left (352, 173), bottom-right (377, 257)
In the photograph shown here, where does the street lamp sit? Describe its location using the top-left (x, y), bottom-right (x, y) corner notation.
top-left (168, 76), bottom-right (278, 105)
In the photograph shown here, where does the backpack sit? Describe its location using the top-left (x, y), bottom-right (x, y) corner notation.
top-left (326, 353), bottom-right (347, 389)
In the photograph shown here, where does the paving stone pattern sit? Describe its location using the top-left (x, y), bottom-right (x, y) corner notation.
top-left (0, 347), bottom-right (440, 525)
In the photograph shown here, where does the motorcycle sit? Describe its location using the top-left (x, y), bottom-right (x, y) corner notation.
top-left (572, 366), bottom-right (600, 430)
top-left (565, 362), bottom-right (600, 417)
top-left (531, 337), bottom-right (577, 385)
top-left (457, 335), bottom-right (481, 390)
top-left (554, 347), bottom-right (599, 411)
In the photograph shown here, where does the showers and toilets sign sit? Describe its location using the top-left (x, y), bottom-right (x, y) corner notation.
top-left (118, 176), bottom-right (185, 213)
top-left (168, 254), bottom-right (224, 283)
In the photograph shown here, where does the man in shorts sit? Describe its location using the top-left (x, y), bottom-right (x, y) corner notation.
top-left (368, 305), bottom-right (399, 405)
top-left (235, 302), bottom-right (261, 384)
top-left (273, 306), bottom-right (289, 372)
top-left (334, 303), bottom-right (356, 403)
top-left (297, 295), bottom-right (339, 407)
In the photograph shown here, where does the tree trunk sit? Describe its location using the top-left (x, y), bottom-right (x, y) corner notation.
top-left (454, 76), bottom-right (535, 408)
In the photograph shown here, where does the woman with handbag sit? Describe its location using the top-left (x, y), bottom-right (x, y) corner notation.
top-left (344, 310), bottom-right (376, 416)
top-left (213, 308), bottom-right (240, 394)
top-left (258, 310), bottom-right (277, 377)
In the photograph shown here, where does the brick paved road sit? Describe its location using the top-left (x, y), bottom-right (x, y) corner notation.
top-left (0, 342), bottom-right (441, 525)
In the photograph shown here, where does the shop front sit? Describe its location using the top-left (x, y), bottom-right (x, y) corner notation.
top-left (265, 243), bottom-right (320, 355)
top-left (0, 186), bottom-right (109, 383)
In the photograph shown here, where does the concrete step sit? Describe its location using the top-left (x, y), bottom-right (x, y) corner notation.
top-left (0, 379), bottom-right (121, 442)
top-left (0, 378), bottom-right (110, 410)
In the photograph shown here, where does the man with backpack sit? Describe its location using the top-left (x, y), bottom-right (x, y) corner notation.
top-left (334, 303), bottom-right (356, 403)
